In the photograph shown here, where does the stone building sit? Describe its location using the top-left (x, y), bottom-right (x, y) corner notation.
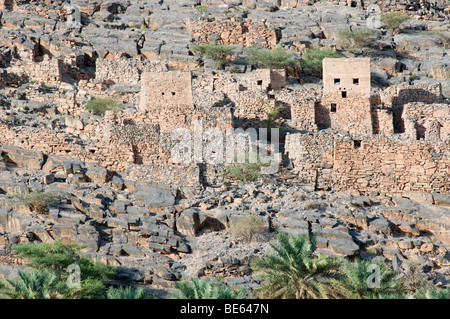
top-left (284, 57), bottom-right (450, 196)
top-left (319, 57), bottom-right (373, 135)
top-left (138, 68), bottom-right (291, 129)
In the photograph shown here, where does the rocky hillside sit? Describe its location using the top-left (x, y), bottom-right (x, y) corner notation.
top-left (0, 0), bottom-right (449, 298)
top-left (0, 147), bottom-right (449, 296)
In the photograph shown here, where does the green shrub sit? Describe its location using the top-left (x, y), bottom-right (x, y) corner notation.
top-left (260, 102), bottom-right (281, 129)
top-left (195, 5), bottom-right (205, 14)
top-left (5, 268), bottom-right (59, 299)
top-left (338, 29), bottom-right (377, 51)
top-left (229, 212), bottom-right (266, 242)
top-left (77, 258), bottom-right (116, 282)
top-left (245, 45), bottom-right (297, 69)
top-left (107, 286), bottom-right (157, 299)
top-left (16, 190), bottom-right (61, 214)
top-left (193, 43), bottom-right (236, 69)
top-left (85, 97), bottom-right (122, 115)
top-left (331, 259), bottom-right (407, 299)
top-left (12, 240), bottom-right (116, 299)
top-left (170, 277), bottom-right (248, 299)
top-left (224, 152), bottom-right (270, 182)
top-left (13, 240), bottom-right (81, 274)
top-left (414, 287), bottom-right (450, 299)
top-left (300, 48), bottom-right (344, 76)
top-left (381, 12), bottom-right (410, 36)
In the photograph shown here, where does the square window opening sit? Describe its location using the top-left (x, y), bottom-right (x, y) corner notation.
top-left (334, 78), bottom-right (340, 85)
top-left (353, 140), bottom-right (361, 149)
top-left (257, 80), bottom-right (263, 85)
top-left (353, 78), bottom-right (359, 85)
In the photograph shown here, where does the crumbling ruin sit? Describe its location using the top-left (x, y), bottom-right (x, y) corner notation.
top-left (0, 0), bottom-right (449, 296)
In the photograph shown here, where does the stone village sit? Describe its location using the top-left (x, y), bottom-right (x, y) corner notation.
top-left (0, 0), bottom-right (449, 295)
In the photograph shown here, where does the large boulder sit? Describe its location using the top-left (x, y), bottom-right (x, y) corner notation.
top-left (369, 217), bottom-right (392, 236)
top-left (433, 193), bottom-right (450, 208)
top-left (176, 208), bottom-right (207, 237)
top-left (77, 224), bottom-right (100, 251)
top-left (403, 191), bottom-right (434, 205)
top-left (51, 223), bottom-right (78, 244)
top-left (0, 208), bottom-right (31, 233)
top-left (1, 145), bottom-right (45, 170)
top-left (84, 165), bottom-right (114, 184)
top-left (134, 184), bottom-right (176, 213)
top-left (0, 172), bottom-right (28, 195)
top-left (328, 238), bottom-right (360, 256)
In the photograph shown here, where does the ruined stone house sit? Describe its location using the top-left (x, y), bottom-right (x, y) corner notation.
top-left (0, 52), bottom-right (448, 194)
top-left (319, 57), bottom-right (373, 135)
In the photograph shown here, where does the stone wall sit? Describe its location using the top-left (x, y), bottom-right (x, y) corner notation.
top-left (139, 69), bottom-right (293, 128)
top-left (190, 19), bottom-right (279, 49)
top-left (95, 58), bottom-right (167, 85)
top-left (139, 70), bottom-right (194, 113)
top-left (284, 132), bottom-right (335, 189)
top-left (277, 93), bottom-right (318, 131)
top-left (380, 83), bottom-right (444, 134)
top-left (320, 94), bottom-right (373, 134)
top-left (320, 57), bottom-right (373, 134)
top-left (285, 132), bottom-right (450, 195)
top-left (332, 137), bottom-right (450, 195)
top-left (371, 107), bottom-right (394, 135)
top-left (323, 57), bottom-right (371, 96)
top-left (25, 56), bottom-right (63, 84)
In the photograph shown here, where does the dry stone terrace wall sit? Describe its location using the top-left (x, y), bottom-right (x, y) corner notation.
top-left (95, 58), bottom-right (168, 86)
top-left (332, 137), bottom-right (450, 195)
top-left (189, 19), bottom-right (279, 49)
top-left (286, 133), bottom-right (450, 195)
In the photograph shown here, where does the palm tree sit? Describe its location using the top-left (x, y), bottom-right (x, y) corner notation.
top-left (250, 232), bottom-right (344, 299)
top-left (330, 259), bottom-right (406, 299)
top-left (6, 268), bottom-right (59, 299)
top-left (414, 287), bottom-right (450, 299)
top-left (170, 277), bottom-right (248, 299)
top-left (107, 286), bottom-right (156, 299)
